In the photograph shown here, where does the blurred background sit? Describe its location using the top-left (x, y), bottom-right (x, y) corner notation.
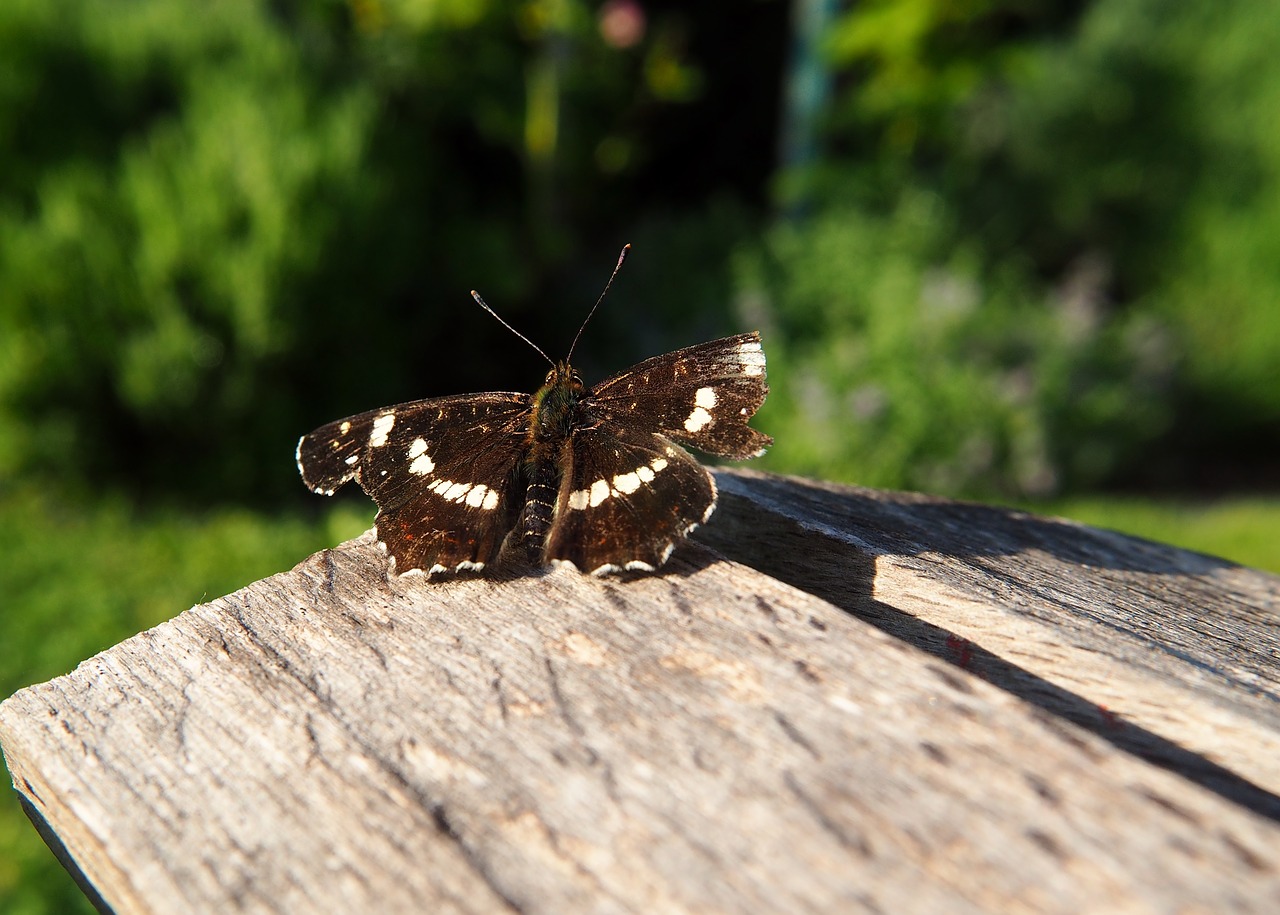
top-left (2, 0), bottom-right (1278, 908)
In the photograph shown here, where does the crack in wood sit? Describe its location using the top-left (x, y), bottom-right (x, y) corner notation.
top-left (773, 711), bottom-right (821, 760)
top-left (228, 601), bottom-right (527, 906)
top-left (782, 771), bottom-right (873, 859)
top-left (430, 804), bottom-right (525, 914)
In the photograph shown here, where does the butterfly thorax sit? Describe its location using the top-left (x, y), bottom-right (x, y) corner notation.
top-left (529, 362), bottom-right (585, 443)
top-left (519, 361), bottom-right (586, 559)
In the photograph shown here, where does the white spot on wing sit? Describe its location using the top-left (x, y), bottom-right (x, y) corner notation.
top-left (569, 453), bottom-right (673, 512)
top-left (738, 341), bottom-right (766, 377)
top-left (684, 406), bottom-right (713, 433)
top-left (589, 479), bottom-right (610, 507)
top-left (427, 479), bottom-right (479, 503)
top-left (370, 412), bottom-right (395, 447)
top-left (408, 437), bottom-right (435, 475)
top-left (444, 482), bottom-right (471, 502)
top-left (702, 475), bottom-right (719, 523)
top-left (345, 454), bottom-right (359, 466)
top-left (339, 421), bottom-right (351, 434)
top-left (695, 386), bottom-right (717, 408)
top-left (482, 489), bottom-right (500, 511)
top-left (465, 485), bottom-right (489, 508)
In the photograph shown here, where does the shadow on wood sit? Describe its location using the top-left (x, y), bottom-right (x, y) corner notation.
top-left (694, 471), bottom-right (1280, 822)
top-left (2, 469), bottom-right (1279, 913)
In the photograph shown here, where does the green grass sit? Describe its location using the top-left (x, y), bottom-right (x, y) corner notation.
top-left (1, 482), bottom-right (1276, 913)
top-left (1033, 496), bottom-right (1280, 575)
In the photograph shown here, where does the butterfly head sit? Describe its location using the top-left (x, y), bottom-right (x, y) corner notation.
top-left (531, 360), bottom-right (586, 442)
top-left (542, 361), bottom-right (585, 391)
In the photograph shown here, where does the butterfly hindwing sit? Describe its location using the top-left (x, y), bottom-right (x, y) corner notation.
top-left (298, 393), bottom-right (532, 574)
top-left (544, 425), bottom-right (716, 574)
top-left (588, 332), bottom-right (772, 459)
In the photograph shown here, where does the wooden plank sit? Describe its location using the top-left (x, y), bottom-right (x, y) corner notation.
top-left (2, 471), bottom-right (1278, 913)
top-left (696, 470), bottom-right (1280, 811)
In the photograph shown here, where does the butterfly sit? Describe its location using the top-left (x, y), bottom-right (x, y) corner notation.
top-left (296, 246), bottom-right (771, 577)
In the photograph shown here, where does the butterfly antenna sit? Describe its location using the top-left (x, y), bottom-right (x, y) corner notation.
top-left (566, 243), bottom-right (631, 363)
top-left (471, 290), bottom-right (554, 367)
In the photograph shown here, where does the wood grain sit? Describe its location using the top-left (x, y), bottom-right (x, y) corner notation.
top-left (2, 469), bottom-right (1279, 913)
top-left (696, 470), bottom-right (1280, 812)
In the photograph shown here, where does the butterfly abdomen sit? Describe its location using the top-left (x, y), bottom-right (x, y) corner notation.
top-left (518, 457), bottom-right (560, 560)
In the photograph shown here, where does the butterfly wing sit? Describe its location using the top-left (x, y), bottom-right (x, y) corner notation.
top-left (297, 393), bottom-right (531, 574)
top-left (587, 331), bottom-right (772, 459)
top-left (544, 425), bottom-right (716, 574)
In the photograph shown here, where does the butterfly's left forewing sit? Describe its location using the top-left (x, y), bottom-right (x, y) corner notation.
top-left (588, 332), bottom-right (772, 459)
top-left (297, 393), bottom-right (532, 574)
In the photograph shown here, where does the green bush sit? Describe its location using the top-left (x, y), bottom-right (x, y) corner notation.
top-left (0, 0), bottom-right (377, 496)
top-left (1151, 3), bottom-right (1280, 428)
top-left (737, 191), bottom-right (1173, 497)
top-left (778, 0), bottom-right (1280, 492)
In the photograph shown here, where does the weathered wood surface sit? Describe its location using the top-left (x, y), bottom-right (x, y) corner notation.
top-left (696, 471), bottom-right (1280, 811)
top-left (1, 469), bottom-right (1278, 914)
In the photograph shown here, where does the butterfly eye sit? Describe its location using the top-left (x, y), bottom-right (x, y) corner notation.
top-left (544, 368), bottom-right (557, 385)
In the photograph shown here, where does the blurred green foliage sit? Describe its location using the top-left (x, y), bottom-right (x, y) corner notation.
top-left (1041, 496), bottom-right (1280, 576)
top-left (738, 191), bottom-right (1171, 496)
top-left (1, 0), bottom-right (370, 494)
top-left (3, 0), bottom-right (1280, 910)
top-left (747, 0), bottom-right (1279, 495)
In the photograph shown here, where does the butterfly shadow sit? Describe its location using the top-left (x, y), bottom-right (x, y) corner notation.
top-left (694, 469), bottom-right (1280, 825)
